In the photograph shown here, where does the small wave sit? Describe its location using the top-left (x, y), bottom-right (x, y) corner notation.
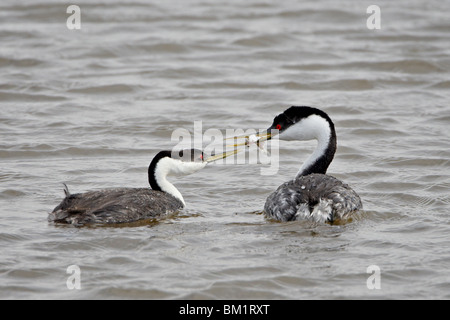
top-left (278, 8), bottom-right (359, 22)
top-left (279, 79), bottom-right (374, 91)
top-left (0, 146), bottom-right (136, 160)
top-left (429, 80), bottom-right (450, 89)
top-left (427, 114), bottom-right (450, 123)
top-left (0, 232), bottom-right (29, 243)
top-left (381, 157), bottom-right (449, 168)
top-left (138, 43), bottom-right (190, 54)
top-left (0, 189), bottom-right (26, 199)
top-left (232, 34), bottom-right (296, 47)
top-left (0, 57), bottom-right (44, 68)
top-left (284, 59), bottom-right (444, 74)
top-left (0, 91), bottom-right (66, 102)
top-left (68, 84), bottom-right (136, 95)
top-left (96, 287), bottom-right (173, 299)
top-left (349, 128), bottom-right (407, 137)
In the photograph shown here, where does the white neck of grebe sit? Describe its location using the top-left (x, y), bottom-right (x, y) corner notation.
top-left (152, 157), bottom-right (207, 207)
top-left (280, 114), bottom-right (336, 177)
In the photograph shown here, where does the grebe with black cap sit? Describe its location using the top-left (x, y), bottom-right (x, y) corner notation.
top-left (49, 148), bottom-right (235, 226)
top-left (235, 106), bottom-right (362, 223)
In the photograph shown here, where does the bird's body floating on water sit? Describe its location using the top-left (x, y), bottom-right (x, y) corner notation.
top-left (49, 149), bottom-right (234, 226)
top-left (238, 106), bottom-right (362, 223)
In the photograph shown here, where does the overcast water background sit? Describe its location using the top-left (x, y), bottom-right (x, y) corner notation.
top-left (1, 0), bottom-right (449, 299)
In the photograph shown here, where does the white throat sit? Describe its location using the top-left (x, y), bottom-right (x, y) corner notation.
top-left (280, 114), bottom-right (332, 176)
top-left (154, 157), bottom-right (207, 207)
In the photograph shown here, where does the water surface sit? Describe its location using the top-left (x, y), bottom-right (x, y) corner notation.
top-left (0, 0), bottom-right (449, 299)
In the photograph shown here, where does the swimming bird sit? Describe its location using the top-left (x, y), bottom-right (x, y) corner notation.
top-left (49, 148), bottom-right (234, 226)
top-left (240, 106), bottom-right (362, 223)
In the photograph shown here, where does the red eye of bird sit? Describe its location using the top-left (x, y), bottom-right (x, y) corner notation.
top-left (276, 124), bottom-right (282, 130)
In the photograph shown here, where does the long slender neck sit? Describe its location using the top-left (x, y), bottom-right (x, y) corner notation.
top-left (148, 154), bottom-right (185, 206)
top-left (295, 115), bottom-right (337, 177)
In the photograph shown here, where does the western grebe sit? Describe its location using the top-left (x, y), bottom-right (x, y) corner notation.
top-left (241, 106), bottom-right (362, 223)
top-left (49, 148), bottom-right (235, 226)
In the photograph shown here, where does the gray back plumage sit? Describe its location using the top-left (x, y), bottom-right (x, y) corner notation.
top-left (49, 188), bottom-right (183, 226)
top-left (264, 173), bottom-right (362, 223)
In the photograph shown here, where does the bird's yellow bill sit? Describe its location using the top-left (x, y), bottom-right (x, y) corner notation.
top-left (225, 132), bottom-right (272, 147)
top-left (205, 149), bottom-right (241, 163)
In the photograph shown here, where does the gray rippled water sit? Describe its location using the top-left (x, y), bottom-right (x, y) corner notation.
top-left (0, 0), bottom-right (449, 299)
